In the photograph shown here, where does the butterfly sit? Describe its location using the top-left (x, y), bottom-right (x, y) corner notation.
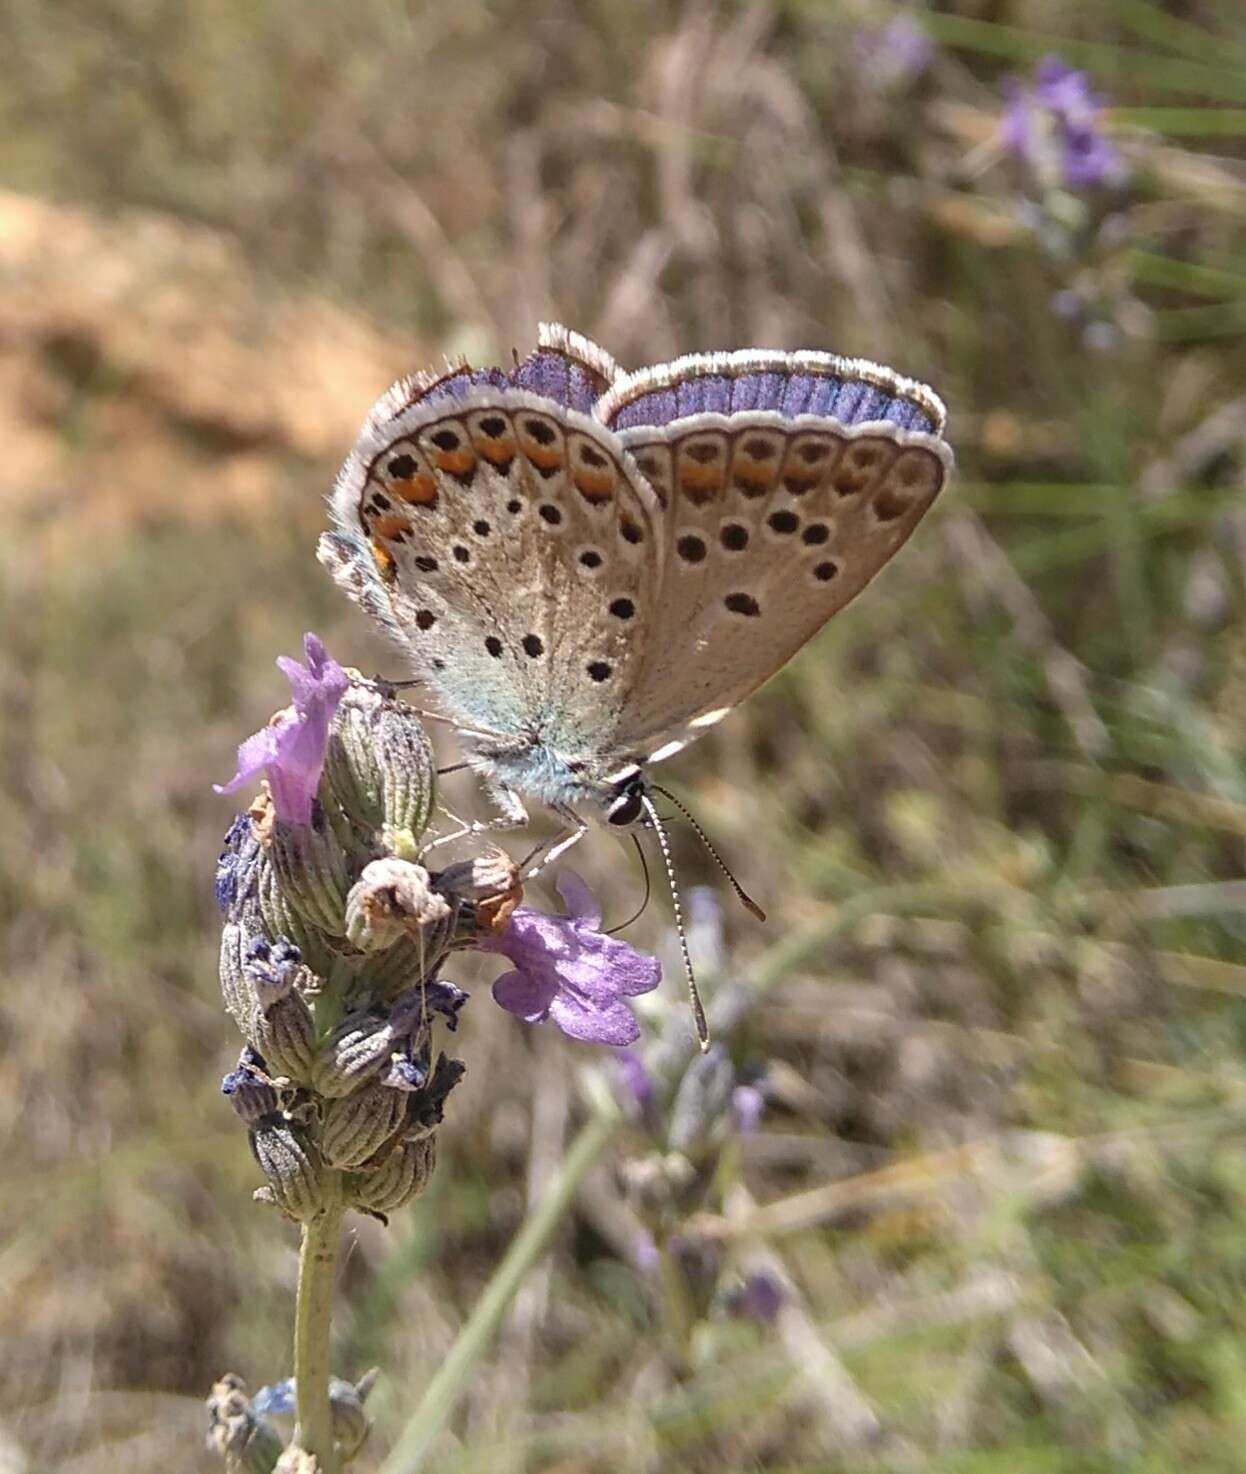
top-left (319, 324), bottom-right (952, 1032)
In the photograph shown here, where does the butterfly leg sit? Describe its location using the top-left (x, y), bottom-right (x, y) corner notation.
top-left (421, 782), bottom-right (531, 854)
top-left (520, 805), bottom-right (589, 880)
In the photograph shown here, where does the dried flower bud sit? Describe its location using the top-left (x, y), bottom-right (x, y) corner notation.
top-left (250, 1373), bottom-right (374, 1465)
top-left (312, 990), bottom-right (424, 1098)
top-left (250, 1121), bottom-right (326, 1221)
top-left (265, 813), bottom-right (351, 936)
top-left (206, 1373), bottom-right (284, 1474)
top-left (245, 937), bottom-right (317, 1081)
top-left (222, 1055), bottom-right (280, 1126)
top-left (320, 1081), bottom-right (408, 1169)
top-left (349, 1135), bottom-right (437, 1217)
top-left (220, 909), bottom-right (263, 1037)
top-left (324, 681), bottom-right (435, 840)
top-left (667, 1044), bottom-right (735, 1155)
top-left (345, 857), bottom-right (452, 956)
top-left (435, 847), bottom-right (523, 939)
top-left (326, 1371), bottom-right (373, 1460)
top-left (358, 928), bottom-right (449, 998)
top-left (216, 814), bottom-right (265, 920)
top-left (402, 1052), bottom-right (467, 1139)
top-left (273, 1449), bottom-right (320, 1474)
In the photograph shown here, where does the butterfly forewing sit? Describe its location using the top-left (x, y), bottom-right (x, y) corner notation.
top-left (323, 381), bottom-right (665, 750)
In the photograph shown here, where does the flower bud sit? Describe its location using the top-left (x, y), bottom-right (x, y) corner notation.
top-left (324, 682), bottom-right (435, 840)
top-left (312, 990), bottom-right (424, 1098)
top-left (320, 1081), bottom-right (408, 1169)
top-left (327, 1371), bottom-right (374, 1460)
top-left (349, 1136), bottom-right (437, 1217)
top-left (250, 1121), bottom-right (326, 1221)
top-left (434, 847), bottom-right (523, 940)
top-left (245, 938), bottom-right (317, 1081)
top-left (256, 861), bottom-right (339, 979)
top-left (344, 858), bottom-right (452, 955)
top-left (206, 1373), bottom-right (285, 1474)
top-left (216, 814), bottom-right (265, 920)
top-left (358, 929), bottom-right (446, 998)
top-left (222, 1054), bottom-right (280, 1126)
top-left (250, 1372), bottom-right (374, 1464)
top-left (273, 1449), bottom-right (319, 1474)
top-left (265, 813), bottom-right (351, 936)
top-left (220, 908), bottom-right (263, 1037)
top-left (402, 1053), bottom-right (467, 1139)
top-left (667, 1044), bottom-right (735, 1155)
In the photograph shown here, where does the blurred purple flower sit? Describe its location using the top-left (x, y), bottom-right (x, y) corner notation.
top-left (482, 872), bottom-right (661, 1046)
top-left (632, 1230), bottom-right (661, 1275)
top-left (856, 15), bottom-right (933, 84)
top-left (215, 633), bottom-right (348, 825)
top-left (615, 1048), bottom-right (657, 1116)
top-left (731, 1083), bottom-right (766, 1135)
top-left (727, 1270), bottom-right (785, 1326)
top-left (1001, 55), bottom-right (1121, 191)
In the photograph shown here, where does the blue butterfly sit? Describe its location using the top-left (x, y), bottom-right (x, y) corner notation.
top-left (320, 325), bottom-right (951, 1035)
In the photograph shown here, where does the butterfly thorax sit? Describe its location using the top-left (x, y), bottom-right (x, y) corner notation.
top-left (465, 739), bottom-right (645, 825)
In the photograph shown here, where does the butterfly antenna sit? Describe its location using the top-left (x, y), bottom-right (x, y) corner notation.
top-left (650, 783), bottom-right (766, 922)
top-left (640, 792), bottom-right (710, 1052)
top-left (605, 833), bottom-right (652, 935)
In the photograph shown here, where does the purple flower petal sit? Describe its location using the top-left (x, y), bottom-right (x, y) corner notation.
top-left (481, 873), bottom-right (661, 1047)
top-left (550, 989), bottom-right (642, 1046)
top-left (492, 967), bottom-right (558, 1024)
top-left (615, 1048), bottom-right (657, 1115)
top-left (732, 1083), bottom-right (766, 1135)
top-left (728, 1271), bottom-right (785, 1326)
top-left (1001, 55), bottom-right (1120, 193)
top-left (215, 633), bottom-right (348, 825)
top-left (556, 869), bottom-right (602, 928)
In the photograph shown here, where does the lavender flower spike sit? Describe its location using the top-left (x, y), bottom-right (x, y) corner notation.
top-left (1000, 54), bottom-right (1121, 192)
top-left (482, 872), bottom-right (660, 1046)
top-left (216, 633), bottom-right (349, 825)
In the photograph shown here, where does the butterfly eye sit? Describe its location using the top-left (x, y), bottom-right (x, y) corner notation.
top-left (607, 789), bottom-right (644, 826)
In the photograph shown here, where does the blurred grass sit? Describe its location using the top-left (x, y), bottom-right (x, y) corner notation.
top-left (3, 0), bottom-right (1246, 1469)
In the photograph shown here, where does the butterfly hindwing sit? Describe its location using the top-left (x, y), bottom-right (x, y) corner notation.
top-left (596, 350), bottom-right (951, 759)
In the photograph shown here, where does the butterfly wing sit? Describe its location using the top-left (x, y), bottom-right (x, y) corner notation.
top-left (320, 328), bottom-right (667, 753)
top-left (592, 350), bottom-right (952, 761)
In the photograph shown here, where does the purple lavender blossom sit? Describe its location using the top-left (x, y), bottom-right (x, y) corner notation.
top-left (727, 1270), bottom-right (785, 1326)
top-left (481, 872), bottom-right (660, 1047)
top-left (856, 15), bottom-right (933, 85)
top-left (615, 1048), bottom-right (658, 1117)
top-left (1001, 55), bottom-right (1121, 191)
top-left (731, 1083), bottom-right (766, 1135)
top-left (215, 633), bottom-right (349, 826)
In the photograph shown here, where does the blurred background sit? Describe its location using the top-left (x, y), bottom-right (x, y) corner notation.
top-left (4, 0), bottom-right (1246, 1468)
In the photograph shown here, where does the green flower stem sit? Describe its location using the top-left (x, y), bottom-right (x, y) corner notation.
top-left (294, 1189), bottom-right (345, 1472)
top-left (379, 1108), bottom-right (618, 1474)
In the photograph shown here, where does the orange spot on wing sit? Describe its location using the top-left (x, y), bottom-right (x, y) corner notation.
top-left (573, 468), bottom-right (614, 502)
top-left (477, 436), bottom-right (517, 467)
top-left (678, 462), bottom-right (725, 494)
top-left (391, 473), bottom-right (438, 505)
top-left (433, 448), bottom-right (477, 478)
top-left (522, 443), bottom-right (565, 472)
top-left (732, 467), bottom-right (774, 494)
top-left (371, 539), bottom-right (397, 583)
top-left (370, 513), bottom-right (409, 540)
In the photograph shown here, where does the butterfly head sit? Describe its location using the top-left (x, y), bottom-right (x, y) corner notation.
top-left (465, 738), bottom-right (649, 826)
